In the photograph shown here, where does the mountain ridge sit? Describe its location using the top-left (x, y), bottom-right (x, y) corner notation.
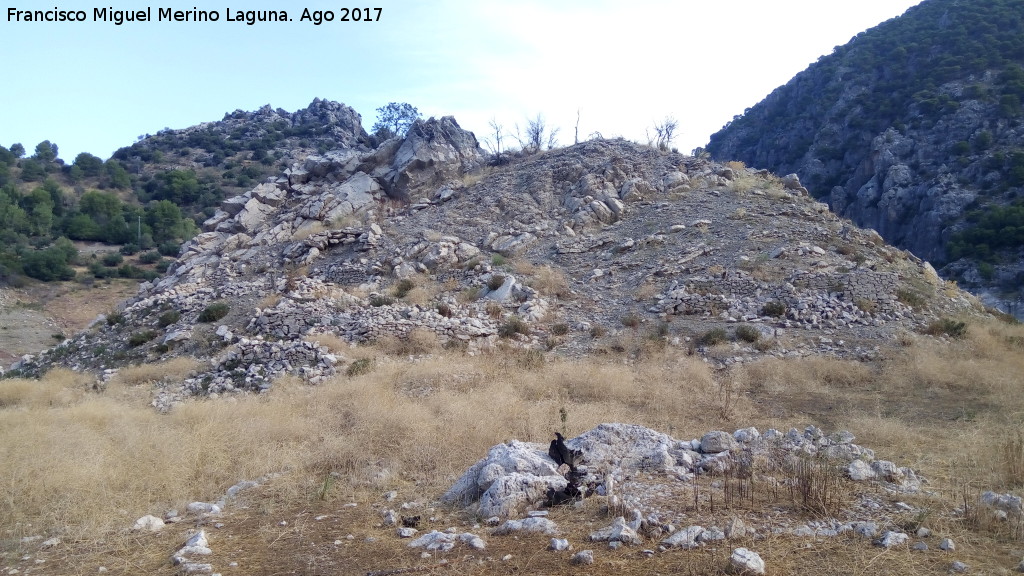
top-left (706, 0), bottom-right (1024, 314)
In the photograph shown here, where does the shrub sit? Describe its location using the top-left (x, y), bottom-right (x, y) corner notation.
top-left (369, 294), bottom-right (394, 307)
top-left (698, 327), bottom-right (728, 346)
top-left (491, 254), bottom-right (506, 266)
top-left (589, 325), bottom-right (608, 338)
top-left (138, 250), bottom-right (161, 265)
top-left (119, 244), bottom-right (139, 256)
top-left (620, 313), bottom-right (641, 328)
top-left (346, 358), bottom-right (374, 377)
top-left (735, 325), bottom-right (760, 343)
top-left (922, 318), bottom-right (968, 339)
top-left (157, 310), bottom-right (181, 328)
top-left (761, 301), bottom-right (787, 317)
top-left (157, 242), bottom-right (181, 257)
top-left (551, 323), bottom-right (570, 336)
top-left (498, 316), bottom-right (530, 338)
top-left (127, 330), bottom-right (157, 347)
top-left (393, 278), bottom-right (415, 299)
top-left (487, 275), bottom-right (506, 291)
top-left (436, 303), bottom-right (452, 317)
top-left (897, 289), bottom-right (926, 309)
top-left (198, 302), bottom-right (230, 322)
top-left (106, 313), bottom-right (124, 325)
top-left (485, 301), bottom-right (503, 319)
top-left (101, 252), bottom-right (124, 267)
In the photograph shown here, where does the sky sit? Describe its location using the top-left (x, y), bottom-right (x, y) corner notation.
top-left (1, 0), bottom-right (922, 162)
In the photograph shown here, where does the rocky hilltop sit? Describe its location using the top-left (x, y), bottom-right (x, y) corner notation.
top-left (706, 0), bottom-right (1024, 313)
top-left (9, 108), bottom-right (983, 396)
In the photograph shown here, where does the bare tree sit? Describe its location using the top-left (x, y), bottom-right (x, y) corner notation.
top-left (515, 113), bottom-right (560, 154)
top-left (485, 117), bottom-right (508, 165)
top-left (650, 116), bottom-right (679, 151)
top-left (574, 109), bottom-right (580, 145)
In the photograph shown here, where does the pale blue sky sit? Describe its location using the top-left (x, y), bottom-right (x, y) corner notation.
top-left (2, 0), bottom-right (921, 161)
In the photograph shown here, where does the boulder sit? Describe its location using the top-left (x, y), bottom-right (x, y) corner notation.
top-left (730, 547), bottom-right (766, 575)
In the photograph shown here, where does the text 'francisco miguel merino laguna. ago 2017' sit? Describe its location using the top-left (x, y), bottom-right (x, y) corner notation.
top-left (5, 8), bottom-right (381, 25)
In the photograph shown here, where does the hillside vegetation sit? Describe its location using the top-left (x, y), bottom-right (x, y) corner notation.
top-left (707, 0), bottom-right (1024, 309)
top-left (0, 99), bottom-right (367, 286)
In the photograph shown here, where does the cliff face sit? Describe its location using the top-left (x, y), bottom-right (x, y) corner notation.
top-left (707, 0), bottom-right (1024, 310)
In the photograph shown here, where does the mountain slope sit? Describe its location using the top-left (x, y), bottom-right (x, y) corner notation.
top-left (9, 111), bottom-right (983, 391)
top-left (706, 0), bottom-right (1024, 311)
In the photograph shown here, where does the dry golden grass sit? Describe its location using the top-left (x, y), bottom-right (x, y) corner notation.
top-left (3, 318), bottom-right (1024, 574)
top-left (107, 357), bottom-right (200, 388)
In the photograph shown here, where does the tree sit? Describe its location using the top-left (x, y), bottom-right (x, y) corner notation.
top-left (73, 152), bottom-right (104, 177)
top-left (104, 159), bottom-right (131, 189)
top-left (649, 116), bottom-right (679, 151)
top-left (33, 140), bottom-right (58, 163)
top-left (515, 114), bottom-right (559, 154)
top-left (485, 117), bottom-right (507, 164)
top-left (10, 143), bottom-right (25, 158)
top-left (372, 102), bottom-right (421, 139)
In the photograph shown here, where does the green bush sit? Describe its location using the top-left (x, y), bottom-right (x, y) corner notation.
top-left (487, 275), bottom-right (506, 291)
top-left (735, 325), bottom-right (761, 343)
top-left (106, 312), bottom-right (124, 325)
top-left (102, 252), bottom-right (124, 267)
top-left (128, 330), bottom-right (157, 347)
top-left (761, 301), bottom-right (787, 317)
top-left (198, 301), bottom-right (230, 322)
top-left (498, 316), bottom-right (530, 338)
top-left (698, 327), bottom-right (728, 346)
top-left (369, 294), bottom-right (394, 307)
top-left (923, 318), bottom-right (968, 339)
top-left (346, 358), bottom-right (374, 377)
top-left (393, 278), bottom-right (415, 298)
top-left (138, 250), bottom-right (161, 264)
top-left (157, 310), bottom-right (181, 327)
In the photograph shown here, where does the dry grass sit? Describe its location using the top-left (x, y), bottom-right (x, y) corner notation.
top-left (2, 318), bottom-right (1024, 574)
top-left (107, 357), bottom-right (201, 388)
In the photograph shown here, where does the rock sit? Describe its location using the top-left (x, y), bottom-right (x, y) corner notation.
top-left (485, 275), bottom-right (517, 303)
top-left (184, 531), bottom-right (209, 549)
top-left (397, 527), bottom-right (418, 538)
top-left (940, 538), bottom-right (955, 551)
top-left (982, 491), bottom-right (1023, 516)
top-left (549, 538), bottom-right (571, 551)
top-left (132, 515), bottom-right (165, 532)
top-left (700, 430), bottom-right (737, 453)
top-left (571, 550), bottom-right (594, 565)
top-left (589, 516), bottom-right (641, 545)
top-left (662, 525), bottom-right (704, 549)
top-left (875, 531), bottom-right (908, 548)
top-left (733, 427), bottom-right (760, 443)
top-left (848, 459), bottom-right (877, 481)
top-left (388, 116), bottom-right (484, 198)
top-left (407, 530), bottom-right (485, 551)
top-left (492, 517), bottom-right (559, 536)
top-left (729, 547), bottom-right (766, 575)
top-left (950, 561), bottom-right (969, 573)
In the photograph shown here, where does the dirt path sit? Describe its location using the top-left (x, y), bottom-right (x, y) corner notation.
top-left (0, 280), bottom-right (139, 368)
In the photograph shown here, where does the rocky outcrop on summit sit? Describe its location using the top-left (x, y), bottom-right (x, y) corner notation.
top-left (15, 115), bottom-right (985, 390)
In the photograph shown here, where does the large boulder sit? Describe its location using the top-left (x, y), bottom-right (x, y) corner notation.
top-left (384, 116), bottom-right (484, 199)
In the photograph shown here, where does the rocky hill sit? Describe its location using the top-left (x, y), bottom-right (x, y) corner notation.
top-left (706, 0), bottom-right (1024, 314)
top-left (7, 110), bottom-right (983, 395)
